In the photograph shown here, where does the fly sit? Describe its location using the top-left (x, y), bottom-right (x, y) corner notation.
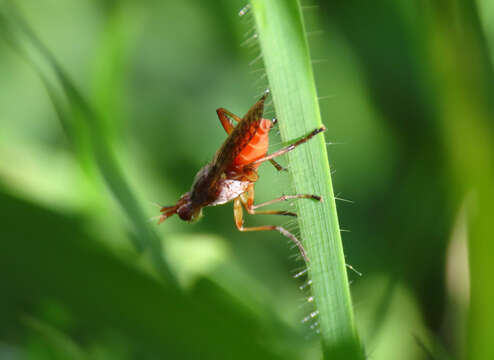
top-left (158, 90), bottom-right (325, 262)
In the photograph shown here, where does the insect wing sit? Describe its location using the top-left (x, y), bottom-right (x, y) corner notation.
top-left (211, 94), bottom-right (266, 175)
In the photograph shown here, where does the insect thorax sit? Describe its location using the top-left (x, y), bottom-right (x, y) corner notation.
top-left (210, 179), bottom-right (250, 206)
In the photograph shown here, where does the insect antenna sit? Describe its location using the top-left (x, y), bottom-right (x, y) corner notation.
top-left (160, 205), bottom-right (177, 212)
top-left (158, 205), bottom-right (179, 224)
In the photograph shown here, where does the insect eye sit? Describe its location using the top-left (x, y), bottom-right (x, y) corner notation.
top-left (177, 202), bottom-right (202, 222)
top-left (177, 204), bottom-right (194, 221)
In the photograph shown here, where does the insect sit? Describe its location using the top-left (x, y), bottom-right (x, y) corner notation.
top-left (158, 90), bottom-right (325, 261)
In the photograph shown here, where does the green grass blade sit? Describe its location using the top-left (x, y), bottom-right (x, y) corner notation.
top-left (426, 1), bottom-right (494, 359)
top-left (24, 316), bottom-right (88, 360)
top-left (250, 0), bottom-right (361, 357)
top-left (0, 4), bottom-right (177, 286)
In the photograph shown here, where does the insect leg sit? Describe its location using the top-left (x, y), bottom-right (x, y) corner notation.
top-left (269, 159), bottom-right (286, 172)
top-left (216, 108), bottom-right (241, 134)
top-left (251, 126), bottom-right (326, 166)
top-left (240, 185), bottom-right (297, 217)
top-left (234, 198), bottom-right (309, 261)
top-left (252, 194), bottom-right (322, 209)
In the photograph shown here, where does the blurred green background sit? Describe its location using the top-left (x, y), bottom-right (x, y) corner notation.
top-left (1, 0), bottom-right (493, 359)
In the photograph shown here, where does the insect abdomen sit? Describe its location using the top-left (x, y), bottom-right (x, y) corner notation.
top-left (233, 118), bottom-right (272, 168)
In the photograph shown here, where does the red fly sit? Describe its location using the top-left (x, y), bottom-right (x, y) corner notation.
top-left (158, 90), bottom-right (325, 261)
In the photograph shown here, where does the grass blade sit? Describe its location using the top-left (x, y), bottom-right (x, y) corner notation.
top-left (0, 4), bottom-right (177, 285)
top-left (250, 0), bottom-right (361, 357)
top-left (426, 1), bottom-right (494, 359)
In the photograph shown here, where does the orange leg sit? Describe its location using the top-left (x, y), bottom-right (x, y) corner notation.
top-left (251, 194), bottom-right (322, 209)
top-left (233, 184), bottom-right (320, 262)
top-left (234, 198), bottom-right (309, 262)
top-left (240, 184), bottom-right (321, 216)
top-left (216, 108), bottom-right (286, 171)
top-left (216, 108), bottom-right (240, 134)
top-left (251, 126), bottom-right (326, 166)
top-left (241, 195), bottom-right (297, 217)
